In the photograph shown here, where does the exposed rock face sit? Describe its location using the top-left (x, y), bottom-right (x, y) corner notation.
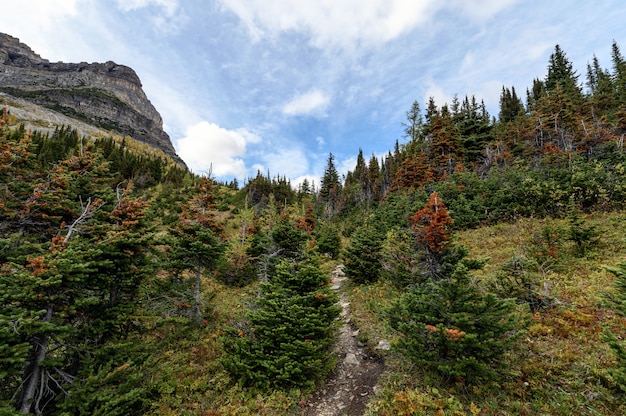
top-left (0, 33), bottom-right (185, 167)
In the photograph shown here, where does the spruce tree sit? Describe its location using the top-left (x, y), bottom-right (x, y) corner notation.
top-left (388, 192), bottom-right (522, 384)
top-left (409, 191), bottom-right (454, 279)
top-left (545, 44), bottom-right (583, 101)
top-left (387, 263), bottom-right (520, 383)
top-left (319, 153), bottom-right (342, 218)
top-left (343, 221), bottom-right (384, 284)
top-left (223, 259), bottom-right (340, 390)
top-left (168, 177), bottom-right (225, 321)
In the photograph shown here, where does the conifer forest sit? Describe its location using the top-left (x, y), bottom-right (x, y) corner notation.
top-left (2, 43), bottom-right (626, 415)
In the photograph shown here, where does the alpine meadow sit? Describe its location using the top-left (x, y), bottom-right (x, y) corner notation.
top-left (2, 34), bottom-right (626, 415)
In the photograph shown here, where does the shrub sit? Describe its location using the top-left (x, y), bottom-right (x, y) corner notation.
top-left (343, 222), bottom-right (384, 284)
top-left (488, 254), bottom-right (553, 312)
top-left (388, 263), bottom-right (523, 384)
top-left (602, 262), bottom-right (626, 393)
top-left (223, 259), bottom-right (340, 390)
top-left (315, 223), bottom-right (342, 259)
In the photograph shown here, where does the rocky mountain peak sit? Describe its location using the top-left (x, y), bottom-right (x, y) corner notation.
top-left (0, 33), bottom-right (185, 167)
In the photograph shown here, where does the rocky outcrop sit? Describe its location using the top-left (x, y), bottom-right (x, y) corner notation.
top-left (0, 33), bottom-right (185, 167)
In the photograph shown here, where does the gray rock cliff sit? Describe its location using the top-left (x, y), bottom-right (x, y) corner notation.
top-left (0, 32), bottom-right (185, 167)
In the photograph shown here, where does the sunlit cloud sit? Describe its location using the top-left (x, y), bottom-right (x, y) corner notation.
top-left (282, 89), bottom-right (330, 116)
top-left (423, 82), bottom-right (454, 109)
top-left (218, 0), bottom-right (439, 50)
top-left (449, 0), bottom-right (518, 21)
top-left (115, 0), bottom-right (177, 12)
top-left (115, 0), bottom-right (186, 33)
top-left (175, 121), bottom-right (259, 178)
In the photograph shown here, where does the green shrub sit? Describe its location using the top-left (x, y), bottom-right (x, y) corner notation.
top-left (315, 223), bottom-right (342, 259)
top-left (488, 254), bottom-right (553, 312)
top-left (388, 263), bottom-right (523, 384)
top-left (223, 259), bottom-right (340, 390)
top-left (343, 222), bottom-right (384, 284)
top-left (602, 262), bottom-right (626, 393)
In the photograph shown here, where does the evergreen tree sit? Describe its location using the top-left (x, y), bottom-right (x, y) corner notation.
top-left (319, 153), bottom-right (342, 218)
top-left (409, 191), bottom-right (454, 279)
top-left (270, 213), bottom-right (308, 259)
top-left (611, 41), bottom-right (626, 106)
top-left (343, 221), bottom-right (384, 284)
top-left (403, 100), bottom-right (424, 143)
top-left (367, 153), bottom-right (383, 203)
top-left (223, 259), bottom-right (340, 390)
top-left (380, 227), bottom-right (424, 288)
top-left (499, 86), bottom-right (525, 122)
top-left (168, 177), bottom-right (225, 321)
top-left (545, 44), bottom-right (583, 101)
top-left (526, 78), bottom-right (546, 111)
top-left (427, 105), bottom-right (462, 178)
top-left (314, 222), bottom-right (342, 259)
top-left (387, 263), bottom-right (521, 384)
top-left (455, 95), bottom-right (493, 165)
top-left (389, 150), bottom-right (433, 192)
top-left (586, 54), bottom-right (616, 114)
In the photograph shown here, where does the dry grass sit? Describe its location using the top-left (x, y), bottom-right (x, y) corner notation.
top-left (360, 210), bottom-right (626, 415)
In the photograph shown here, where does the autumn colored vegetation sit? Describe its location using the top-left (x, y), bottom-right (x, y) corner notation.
top-left (1, 42), bottom-right (626, 415)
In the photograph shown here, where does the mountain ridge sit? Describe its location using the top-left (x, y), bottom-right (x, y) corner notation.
top-left (0, 32), bottom-right (186, 167)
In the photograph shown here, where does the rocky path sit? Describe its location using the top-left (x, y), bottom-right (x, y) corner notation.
top-left (303, 265), bottom-right (385, 416)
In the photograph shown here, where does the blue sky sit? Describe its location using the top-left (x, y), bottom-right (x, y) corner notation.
top-left (1, 1), bottom-right (625, 185)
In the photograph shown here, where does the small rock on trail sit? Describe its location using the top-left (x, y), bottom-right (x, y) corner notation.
top-left (303, 265), bottom-right (385, 416)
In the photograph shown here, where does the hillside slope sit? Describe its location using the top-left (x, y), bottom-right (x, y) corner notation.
top-left (0, 32), bottom-right (185, 167)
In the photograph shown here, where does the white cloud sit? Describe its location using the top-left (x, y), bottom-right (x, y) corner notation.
top-left (217, 0), bottom-right (518, 51)
top-left (423, 81), bottom-right (453, 109)
top-left (282, 89), bottom-right (330, 116)
top-left (115, 0), bottom-right (178, 15)
top-left (175, 121), bottom-right (259, 178)
top-left (292, 174), bottom-right (319, 191)
top-left (0, 0), bottom-right (79, 59)
top-left (449, 0), bottom-right (518, 21)
top-left (316, 136), bottom-right (326, 147)
top-left (115, 0), bottom-right (186, 33)
top-left (338, 155), bottom-right (357, 177)
top-left (0, 0), bottom-right (78, 29)
top-left (218, 0), bottom-right (438, 50)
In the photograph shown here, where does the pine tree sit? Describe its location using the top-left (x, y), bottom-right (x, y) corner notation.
top-left (380, 227), bottom-right (424, 288)
top-left (611, 41), bottom-right (626, 106)
top-left (314, 222), bottom-right (342, 259)
top-left (389, 150), bottom-right (434, 192)
top-left (319, 153), bottom-right (342, 218)
top-left (403, 100), bottom-right (424, 143)
top-left (387, 263), bottom-right (520, 384)
top-left (586, 54), bottom-right (616, 114)
top-left (428, 105), bottom-right (462, 178)
top-left (343, 221), bottom-right (384, 284)
top-left (168, 177), bottom-right (225, 321)
top-left (223, 259), bottom-right (340, 390)
top-left (499, 86), bottom-right (525, 122)
top-left (545, 44), bottom-right (583, 102)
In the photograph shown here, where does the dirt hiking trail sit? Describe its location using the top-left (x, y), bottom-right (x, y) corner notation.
top-left (303, 265), bottom-right (385, 416)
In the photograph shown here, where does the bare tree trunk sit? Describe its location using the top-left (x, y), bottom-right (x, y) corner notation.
top-left (20, 307), bottom-right (52, 415)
